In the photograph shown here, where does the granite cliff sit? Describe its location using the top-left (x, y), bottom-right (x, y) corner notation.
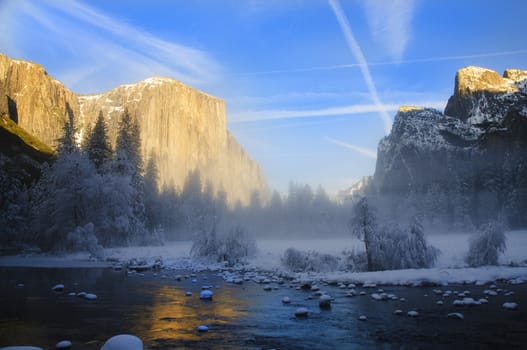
top-left (351, 66), bottom-right (527, 228)
top-left (0, 53), bottom-right (268, 205)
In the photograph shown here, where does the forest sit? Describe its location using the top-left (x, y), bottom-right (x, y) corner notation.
top-left (0, 108), bottom-right (517, 273)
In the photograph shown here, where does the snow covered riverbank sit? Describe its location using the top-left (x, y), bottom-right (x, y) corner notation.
top-left (1, 231), bottom-right (526, 286)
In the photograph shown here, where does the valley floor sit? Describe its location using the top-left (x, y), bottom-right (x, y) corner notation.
top-left (1, 231), bottom-right (527, 286)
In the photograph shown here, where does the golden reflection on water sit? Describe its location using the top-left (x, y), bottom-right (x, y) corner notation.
top-left (131, 282), bottom-right (249, 343)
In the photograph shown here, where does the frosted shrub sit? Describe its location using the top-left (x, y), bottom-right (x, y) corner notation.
top-left (191, 225), bottom-right (256, 265)
top-left (281, 248), bottom-right (339, 272)
top-left (465, 221), bottom-right (506, 267)
top-left (282, 248), bottom-right (308, 272)
top-left (65, 223), bottom-right (104, 260)
top-left (218, 225), bottom-right (257, 265)
top-left (190, 227), bottom-right (218, 258)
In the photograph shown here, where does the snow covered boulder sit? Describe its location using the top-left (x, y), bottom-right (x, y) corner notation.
top-left (502, 302), bottom-right (518, 310)
top-left (371, 293), bottom-right (389, 301)
top-left (56, 340), bottom-right (72, 349)
top-left (282, 296), bottom-right (291, 304)
top-left (393, 309), bottom-right (403, 315)
top-left (295, 307), bottom-right (309, 318)
top-left (100, 334), bottom-right (143, 350)
top-left (84, 293), bottom-right (97, 300)
top-left (358, 315), bottom-right (367, 321)
top-left (200, 290), bottom-right (214, 300)
top-left (197, 325), bottom-right (209, 332)
top-left (407, 310), bottom-right (419, 317)
top-left (453, 297), bottom-right (479, 306)
top-left (447, 312), bottom-right (464, 320)
top-left (52, 284), bottom-right (65, 292)
top-left (319, 294), bottom-right (332, 308)
top-left (185, 291), bottom-right (192, 296)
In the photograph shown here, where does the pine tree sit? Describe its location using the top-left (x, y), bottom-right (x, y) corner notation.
top-left (144, 152), bottom-right (160, 230)
top-left (115, 109), bottom-right (142, 175)
top-left (181, 169), bottom-right (205, 234)
top-left (111, 109), bottom-right (147, 241)
top-left (85, 111), bottom-right (112, 170)
top-left (57, 104), bottom-right (77, 155)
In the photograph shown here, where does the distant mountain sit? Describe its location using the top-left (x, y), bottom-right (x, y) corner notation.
top-left (346, 66), bottom-right (527, 228)
top-left (0, 53), bottom-right (268, 205)
top-left (338, 176), bottom-right (372, 203)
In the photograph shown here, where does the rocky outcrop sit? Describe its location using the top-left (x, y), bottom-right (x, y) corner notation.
top-left (0, 53), bottom-right (268, 205)
top-left (0, 54), bottom-right (79, 147)
top-left (0, 113), bottom-right (54, 185)
top-left (444, 66), bottom-right (527, 124)
top-left (362, 66), bottom-right (527, 227)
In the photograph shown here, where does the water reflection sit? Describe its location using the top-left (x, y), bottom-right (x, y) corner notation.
top-left (1, 267), bottom-right (527, 349)
top-left (132, 279), bottom-right (249, 345)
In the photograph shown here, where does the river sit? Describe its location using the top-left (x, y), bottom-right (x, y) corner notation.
top-left (1, 267), bottom-right (526, 349)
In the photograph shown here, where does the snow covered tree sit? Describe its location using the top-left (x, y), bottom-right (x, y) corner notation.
top-left (404, 216), bottom-right (440, 268)
top-left (65, 222), bottom-right (104, 259)
top-left (30, 152), bottom-right (98, 251)
top-left (217, 225), bottom-right (256, 265)
top-left (115, 109), bottom-right (142, 174)
top-left (349, 197), bottom-right (378, 271)
top-left (112, 110), bottom-right (147, 242)
top-left (465, 221), bottom-right (507, 267)
top-left (85, 111), bottom-right (112, 170)
top-left (190, 223), bottom-right (218, 258)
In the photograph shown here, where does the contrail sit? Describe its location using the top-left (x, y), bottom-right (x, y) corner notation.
top-left (326, 137), bottom-right (377, 159)
top-left (327, 0), bottom-right (392, 135)
top-left (240, 50), bottom-right (527, 76)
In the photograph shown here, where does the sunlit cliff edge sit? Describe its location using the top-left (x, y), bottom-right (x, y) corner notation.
top-left (0, 53), bottom-right (268, 206)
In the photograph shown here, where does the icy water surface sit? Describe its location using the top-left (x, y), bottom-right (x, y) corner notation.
top-left (1, 267), bottom-right (526, 349)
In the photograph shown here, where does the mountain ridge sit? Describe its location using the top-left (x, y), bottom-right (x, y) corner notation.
top-left (0, 53), bottom-right (268, 206)
top-left (344, 66), bottom-right (527, 228)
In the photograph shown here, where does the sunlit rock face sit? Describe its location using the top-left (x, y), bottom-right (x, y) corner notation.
top-left (444, 66), bottom-right (527, 124)
top-left (0, 53), bottom-right (268, 206)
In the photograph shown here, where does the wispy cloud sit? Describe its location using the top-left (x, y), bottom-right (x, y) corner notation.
top-left (328, 0), bottom-right (392, 135)
top-left (229, 100), bottom-right (445, 123)
top-left (237, 50), bottom-right (527, 76)
top-left (0, 0), bottom-right (221, 92)
top-left (362, 0), bottom-right (417, 61)
top-left (326, 137), bottom-right (377, 159)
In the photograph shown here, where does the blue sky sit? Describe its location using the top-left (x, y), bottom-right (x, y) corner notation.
top-left (1, 0), bottom-right (526, 195)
